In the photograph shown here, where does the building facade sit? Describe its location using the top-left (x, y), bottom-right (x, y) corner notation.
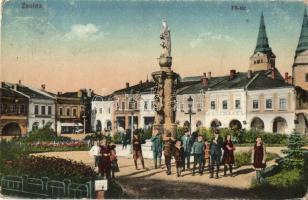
top-left (91, 95), bottom-right (114, 132)
top-left (0, 87), bottom-right (29, 137)
top-left (2, 82), bottom-right (56, 132)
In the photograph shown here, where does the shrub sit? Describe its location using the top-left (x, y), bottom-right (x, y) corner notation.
top-left (281, 132), bottom-right (305, 169)
top-left (112, 132), bottom-right (122, 144)
top-left (176, 126), bottom-right (187, 140)
top-left (84, 132), bottom-right (104, 141)
top-left (252, 168), bottom-right (307, 198)
top-left (234, 151), bottom-right (279, 168)
top-left (13, 127), bottom-right (72, 143)
top-left (7, 155), bottom-right (96, 183)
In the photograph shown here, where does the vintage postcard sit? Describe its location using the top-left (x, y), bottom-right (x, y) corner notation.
top-left (0, 0), bottom-right (307, 199)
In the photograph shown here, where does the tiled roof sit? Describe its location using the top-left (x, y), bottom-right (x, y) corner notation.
top-left (2, 82), bottom-right (53, 100)
top-left (178, 69), bottom-right (292, 94)
top-left (114, 81), bottom-right (155, 95)
top-left (0, 88), bottom-right (28, 99)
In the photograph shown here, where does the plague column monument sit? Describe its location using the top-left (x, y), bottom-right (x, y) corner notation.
top-left (152, 20), bottom-right (179, 137)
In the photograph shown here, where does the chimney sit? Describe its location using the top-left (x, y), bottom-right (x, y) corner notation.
top-left (284, 72), bottom-right (289, 82)
top-left (126, 82), bottom-right (129, 88)
top-left (208, 72), bottom-right (212, 80)
top-left (57, 92), bottom-right (62, 95)
top-left (202, 78), bottom-right (209, 86)
top-left (13, 84), bottom-right (17, 90)
top-left (247, 70), bottom-right (252, 79)
top-left (271, 67), bottom-right (275, 80)
top-left (229, 69), bottom-right (236, 80)
top-left (202, 73), bottom-right (209, 86)
top-left (77, 90), bottom-right (83, 98)
top-left (139, 80), bottom-right (142, 85)
top-left (18, 80), bottom-right (21, 85)
top-left (41, 84), bottom-right (46, 90)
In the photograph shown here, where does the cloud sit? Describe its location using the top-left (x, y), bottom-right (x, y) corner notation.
top-left (190, 31), bottom-right (235, 48)
top-left (64, 24), bottom-right (109, 41)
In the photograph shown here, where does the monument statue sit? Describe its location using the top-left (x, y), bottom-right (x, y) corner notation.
top-left (160, 20), bottom-right (171, 57)
top-left (152, 20), bottom-right (178, 137)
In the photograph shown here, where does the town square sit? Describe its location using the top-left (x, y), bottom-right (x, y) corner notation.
top-left (0, 0), bottom-right (308, 199)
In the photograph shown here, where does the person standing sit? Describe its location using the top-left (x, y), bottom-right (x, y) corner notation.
top-left (151, 128), bottom-right (163, 169)
top-left (222, 135), bottom-right (236, 177)
top-left (99, 139), bottom-right (111, 179)
top-left (174, 140), bottom-right (184, 177)
top-left (210, 129), bottom-right (223, 179)
top-left (252, 136), bottom-right (266, 183)
top-left (89, 141), bottom-right (101, 169)
top-left (202, 139), bottom-right (211, 173)
top-left (122, 130), bottom-right (128, 150)
top-left (133, 131), bottom-right (145, 170)
top-left (181, 130), bottom-right (192, 171)
top-left (163, 130), bottom-right (175, 175)
top-left (109, 143), bottom-right (119, 179)
top-left (192, 135), bottom-right (205, 176)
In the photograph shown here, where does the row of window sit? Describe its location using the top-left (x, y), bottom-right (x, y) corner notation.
top-left (252, 98), bottom-right (287, 110)
top-left (94, 107), bottom-right (111, 114)
top-left (178, 97), bottom-right (287, 112)
top-left (0, 104), bottom-right (27, 114)
top-left (34, 105), bottom-right (52, 115)
top-left (179, 99), bottom-right (241, 112)
top-left (58, 107), bottom-right (78, 117)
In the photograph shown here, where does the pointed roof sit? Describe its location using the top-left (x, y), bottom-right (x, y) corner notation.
top-left (254, 12), bottom-right (272, 54)
top-left (296, 8), bottom-right (308, 56)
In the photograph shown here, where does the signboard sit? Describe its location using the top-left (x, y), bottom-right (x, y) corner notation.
top-left (95, 179), bottom-right (108, 191)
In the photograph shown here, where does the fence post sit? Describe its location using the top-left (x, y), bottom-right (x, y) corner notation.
top-left (21, 175), bottom-right (28, 192)
top-left (63, 179), bottom-right (71, 197)
top-left (41, 177), bottom-right (49, 194)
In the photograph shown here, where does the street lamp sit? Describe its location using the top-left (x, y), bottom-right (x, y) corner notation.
top-left (185, 96), bottom-right (196, 135)
top-left (128, 89), bottom-right (137, 154)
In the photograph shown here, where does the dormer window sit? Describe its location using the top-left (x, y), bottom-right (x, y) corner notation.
top-left (305, 73), bottom-right (308, 82)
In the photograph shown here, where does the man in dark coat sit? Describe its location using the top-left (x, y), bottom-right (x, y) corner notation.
top-left (210, 129), bottom-right (223, 179)
top-left (151, 128), bottom-right (163, 169)
top-left (133, 131), bottom-right (145, 170)
top-left (181, 129), bottom-right (192, 171)
top-left (163, 130), bottom-right (175, 175)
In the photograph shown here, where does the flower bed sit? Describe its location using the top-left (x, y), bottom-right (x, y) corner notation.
top-left (3, 155), bottom-right (96, 183)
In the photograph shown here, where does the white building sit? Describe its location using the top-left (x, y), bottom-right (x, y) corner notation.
top-left (2, 82), bottom-right (56, 131)
top-left (139, 93), bottom-right (155, 130)
top-left (91, 95), bottom-right (114, 132)
top-left (176, 69), bottom-right (296, 134)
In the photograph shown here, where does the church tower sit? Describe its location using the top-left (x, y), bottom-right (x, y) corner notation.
top-left (249, 12), bottom-right (276, 71)
top-left (293, 8), bottom-right (308, 91)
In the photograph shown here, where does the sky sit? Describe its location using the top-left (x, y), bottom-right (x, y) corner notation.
top-left (0, 0), bottom-right (306, 95)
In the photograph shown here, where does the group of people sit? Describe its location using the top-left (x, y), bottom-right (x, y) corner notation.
top-left (89, 127), bottom-right (267, 182)
top-left (89, 139), bottom-right (119, 179)
top-left (150, 127), bottom-right (267, 179)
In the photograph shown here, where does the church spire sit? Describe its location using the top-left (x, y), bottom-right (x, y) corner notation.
top-left (254, 12), bottom-right (272, 54)
top-left (296, 8), bottom-right (308, 56)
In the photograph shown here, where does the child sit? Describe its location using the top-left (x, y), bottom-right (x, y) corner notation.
top-left (202, 139), bottom-right (211, 173)
top-left (99, 139), bottom-right (111, 179)
top-left (192, 135), bottom-right (205, 176)
top-left (109, 143), bottom-right (119, 179)
top-left (252, 136), bottom-right (266, 183)
top-left (89, 141), bottom-right (101, 170)
top-left (222, 135), bottom-right (236, 177)
top-left (174, 140), bottom-right (184, 177)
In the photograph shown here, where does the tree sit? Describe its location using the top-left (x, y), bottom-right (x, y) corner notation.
top-left (282, 132), bottom-right (305, 169)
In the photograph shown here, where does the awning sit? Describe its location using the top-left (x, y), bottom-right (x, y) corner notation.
top-left (60, 123), bottom-right (83, 127)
